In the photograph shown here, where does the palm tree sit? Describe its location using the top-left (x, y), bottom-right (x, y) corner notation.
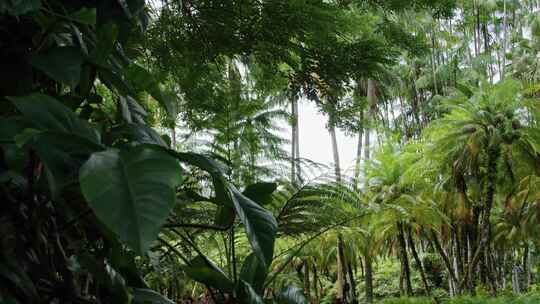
top-left (425, 79), bottom-right (540, 292)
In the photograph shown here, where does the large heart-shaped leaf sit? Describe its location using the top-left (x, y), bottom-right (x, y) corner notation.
top-left (31, 132), bottom-right (104, 197)
top-left (9, 94), bottom-right (100, 143)
top-left (31, 47), bottom-right (83, 87)
top-left (79, 146), bottom-right (182, 254)
top-left (230, 186), bottom-right (277, 268)
top-left (182, 255), bottom-right (234, 293)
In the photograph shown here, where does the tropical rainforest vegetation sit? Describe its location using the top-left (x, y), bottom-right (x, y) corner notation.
top-left (2, 0), bottom-right (540, 303)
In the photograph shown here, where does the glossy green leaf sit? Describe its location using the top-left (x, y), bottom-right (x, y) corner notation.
top-left (78, 253), bottom-right (130, 303)
top-left (131, 288), bottom-right (175, 304)
top-left (275, 286), bottom-right (308, 304)
top-left (98, 67), bottom-right (133, 96)
top-left (9, 94), bottom-right (100, 143)
top-left (170, 151), bottom-right (277, 268)
top-left (0, 0), bottom-right (40, 16)
top-left (230, 186), bottom-right (277, 268)
top-left (121, 123), bottom-right (168, 147)
top-left (31, 47), bottom-right (83, 87)
top-left (171, 152), bottom-right (230, 206)
top-left (238, 280), bottom-right (264, 304)
top-left (214, 205), bottom-right (235, 228)
top-left (0, 117), bottom-right (29, 171)
top-left (148, 85), bottom-right (178, 123)
top-left (118, 96), bottom-right (147, 124)
top-left (31, 132), bottom-right (104, 197)
top-left (239, 253), bottom-right (268, 293)
top-left (242, 182), bottom-right (277, 206)
top-left (182, 255), bottom-right (234, 293)
top-left (90, 23), bottom-right (119, 65)
top-left (71, 7), bottom-right (96, 25)
top-left (126, 63), bottom-right (155, 91)
top-left (0, 261), bottom-right (39, 303)
top-left (79, 146), bottom-right (182, 254)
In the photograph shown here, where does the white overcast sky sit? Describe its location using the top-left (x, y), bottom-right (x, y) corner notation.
top-left (291, 99), bottom-right (359, 172)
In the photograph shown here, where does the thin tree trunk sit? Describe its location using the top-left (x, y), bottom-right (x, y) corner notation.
top-left (304, 259), bottom-right (311, 301)
top-left (407, 228), bottom-right (431, 296)
top-left (430, 230), bottom-right (459, 292)
top-left (353, 109), bottom-right (364, 188)
top-left (524, 245), bottom-right (531, 291)
top-left (501, 0), bottom-right (508, 80)
top-left (347, 260), bottom-right (358, 304)
top-left (313, 263), bottom-right (319, 302)
top-left (171, 125), bottom-right (176, 148)
top-left (462, 146), bottom-right (499, 292)
top-left (397, 223), bottom-right (413, 296)
top-left (337, 234), bottom-right (347, 302)
top-left (363, 128), bottom-right (370, 162)
top-left (294, 98), bottom-right (301, 181)
top-left (291, 97), bottom-right (298, 183)
top-left (364, 78), bottom-right (376, 162)
top-left (512, 250), bottom-right (521, 294)
top-left (329, 117), bottom-right (341, 182)
top-left (364, 253), bottom-right (374, 304)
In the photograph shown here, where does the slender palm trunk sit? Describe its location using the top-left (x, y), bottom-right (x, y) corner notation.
top-left (304, 259), bottom-right (311, 301)
top-left (407, 228), bottom-right (431, 296)
top-left (294, 99), bottom-right (301, 181)
top-left (171, 125), bottom-right (176, 148)
top-left (430, 230), bottom-right (459, 292)
top-left (336, 234), bottom-right (347, 302)
top-left (364, 253), bottom-right (374, 304)
top-left (291, 97), bottom-right (298, 183)
top-left (329, 116), bottom-right (341, 182)
top-left (501, 0), bottom-right (508, 79)
top-left (313, 263), bottom-right (319, 300)
top-left (397, 223), bottom-right (413, 296)
top-left (463, 146), bottom-right (500, 292)
top-left (347, 260), bottom-right (358, 304)
top-left (353, 109), bottom-right (364, 188)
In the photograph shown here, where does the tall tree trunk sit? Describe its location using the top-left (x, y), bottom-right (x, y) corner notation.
top-left (397, 223), bottom-right (413, 296)
top-left (294, 98), bottom-right (301, 181)
top-left (524, 245), bottom-right (531, 291)
top-left (353, 109), bottom-right (364, 189)
top-left (501, 0), bottom-right (508, 79)
top-left (304, 259), bottom-right (311, 301)
top-left (430, 230), bottom-right (459, 292)
top-left (407, 228), bottom-right (431, 296)
top-left (329, 116), bottom-right (341, 182)
top-left (313, 263), bottom-right (319, 301)
top-left (363, 127), bottom-right (370, 162)
top-left (364, 78), bottom-right (377, 162)
top-left (171, 125), bottom-right (176, 148)
top-left (512, 251), bottom-right (521, 294)
top-left (347, 260), bottom-right (358, 304)
top-left (291, 96), bottom-right (298, 183)
top-left (463, 146), bottom-right (499, 292)
top-left (337, 234), bottom-right (347, 302)
top-left (364, 253), bottom-right (374, 304)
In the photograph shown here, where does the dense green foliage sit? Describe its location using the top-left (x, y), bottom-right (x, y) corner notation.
top-left (2, 0), bottom-right (540, 304)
